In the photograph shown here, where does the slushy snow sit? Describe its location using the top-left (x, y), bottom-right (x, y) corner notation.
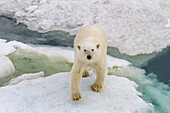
top-left (0, 0), bottom-right (170, 55)
top-left (0, 72), bottom-right (154, 113)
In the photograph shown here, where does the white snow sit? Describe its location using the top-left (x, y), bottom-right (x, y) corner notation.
top-left (1, 0), bottom-right (170, 55)
top-left (3, 71), bottom-right (45, 86)
top-left (0, 56), bottom-right (15, 78)
top-left (0, 72), bottom-right (154, 113)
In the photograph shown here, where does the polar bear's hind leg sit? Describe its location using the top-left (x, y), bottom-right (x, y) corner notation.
top-left (82, 70), bottom-right (89, 77)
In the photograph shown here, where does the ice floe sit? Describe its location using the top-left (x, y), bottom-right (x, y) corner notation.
top-left (0, 72), bottom-right (154, 113)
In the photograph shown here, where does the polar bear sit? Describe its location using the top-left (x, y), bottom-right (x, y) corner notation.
top-left (70, 25), bottom-right (107, 101)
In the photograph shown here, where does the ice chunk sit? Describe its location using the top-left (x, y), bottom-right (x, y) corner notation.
top-left (165, 19), bottom-right (170, 28)
top-left (0, 72), bottom-right (154, 113)
top-left (7, 40), bottom-right (33, 50)
top-left (25, 5), bottom-right (38, 13)
top-left (0, 56), bottom-right (15, 78)
top-left (3, 71), bottom-right (45, 86)
top-left (0, 39), bottom-right (7, 43)
top-left (0, 41), bottom-right (16, 56)
top-left (107, 55), bottom-right (131, 67)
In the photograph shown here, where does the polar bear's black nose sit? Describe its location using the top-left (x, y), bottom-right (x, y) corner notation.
top-left (87, 55), bottom-right (91, 60)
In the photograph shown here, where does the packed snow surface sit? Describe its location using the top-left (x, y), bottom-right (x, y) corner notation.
top-left (0, 72), bottom-right (154, 113)
top-left (0, 0), bottom-right (170, 55)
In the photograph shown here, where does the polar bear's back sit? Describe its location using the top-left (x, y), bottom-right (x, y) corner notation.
top-left (74, 25), bottom-right (107, 47)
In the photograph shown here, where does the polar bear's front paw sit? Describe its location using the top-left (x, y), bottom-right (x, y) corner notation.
top-left (71, 92), bottom-right (82, 101)
top-left (91, 83), bottom-right (104, 92)
top-left (82, 70), bottom-right (89, 77)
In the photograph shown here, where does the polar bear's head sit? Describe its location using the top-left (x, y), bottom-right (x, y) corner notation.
top-left (77, 42), bottom-right (100, 62)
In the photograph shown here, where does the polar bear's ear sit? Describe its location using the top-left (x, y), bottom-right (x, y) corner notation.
top-left (77, 45), bottom-right (81, 50)
top-left (96, 44), bottom-right (100, 49)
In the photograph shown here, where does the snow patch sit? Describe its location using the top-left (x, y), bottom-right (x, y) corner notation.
top-left (0, 72), bottom-right (154, 113)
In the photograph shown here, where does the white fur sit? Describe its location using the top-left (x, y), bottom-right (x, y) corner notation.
top-left (70, 25), bottom-right (107, 101)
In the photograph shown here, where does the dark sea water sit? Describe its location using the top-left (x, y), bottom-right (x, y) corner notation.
top-left (143, 48), bottom-right (170, 85)
top-left (0, 16), bottom-right (170, 112)
top-left (0, 16), bottom-right (75, 47)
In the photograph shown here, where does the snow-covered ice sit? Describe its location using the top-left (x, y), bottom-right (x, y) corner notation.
top-left (1, 0), bottom-right (170, 55)
top-left (0, 56), bottom-right (15, 78)
top-left (0, 72), bottom-right (154, 113)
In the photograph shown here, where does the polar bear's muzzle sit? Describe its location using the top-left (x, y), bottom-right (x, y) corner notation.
top-left (87, 55), bottom-right (92, 60)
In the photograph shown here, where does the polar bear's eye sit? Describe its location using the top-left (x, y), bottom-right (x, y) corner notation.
top-left (92, 49), bottom-right (94, 51)
top-left (84, 49), bottom-right (86, 52)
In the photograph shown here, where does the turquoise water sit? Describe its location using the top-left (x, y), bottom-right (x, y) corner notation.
top-left (109, 66), bottom-right (170, 113)
top-left (0, 16), bottom-right (170, 113)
